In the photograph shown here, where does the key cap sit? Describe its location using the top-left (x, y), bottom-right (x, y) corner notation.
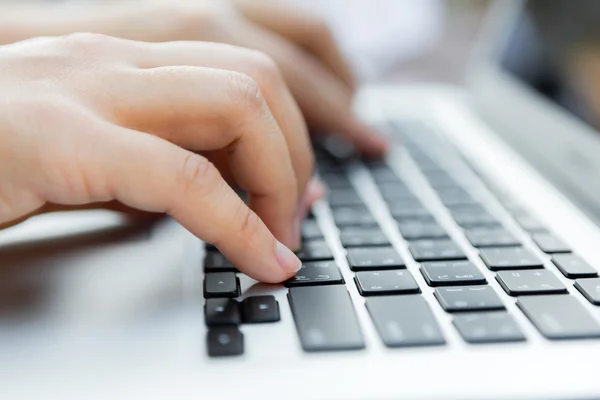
top-left (332, 206), bottom-right (377, 226)
top-left (366, 295), bottom-right (446, 347)
top-left (480, 247), bottom-right (543, 270)
top-left (574, 278), bottom-right (600, 305)
top-left (288, 286), bottom-right (365, 351)
top-left (465, 228), bottom-right (520, 248)
top-left (340, 227), bottom-right (390, 247)
top-left (295, 240), bottom-right (333, 261)
top-left (207, 326), bottom-right (244, 357)
top-left (204, 272), bottom-right (240, 298)
top-left (424, 172), bottom-right (458, 188)
top-left (285, 260), bottom-right (344, 287)
top-left (420, 261), bottom-right (486, 286)
top-left (398, 221), bottom-right (448, 240)
top-left (452, 313), bottom-right (525, 343)
top-left (354, 270), bottom-right (420, 296)
top-left (532, 233), bottom-right (570, 253)
top-left (434, 286), bottom-right (504, 312)
top-left (204, 251), bottom-right (238, 273)
top-left (553, 254), bottom-right (598, 278)
top-left (388, 202), bottom-right (431, 219)
top-left (241, 295), bottom-right (280, 323)
top-left (378, 183), bottom-right (414, 200)
top-left (409, 239), bottom-right (466, 261)
top-left (370, 167), bottom-right (400, 183)
top-left (515, 214), bottom-right (547, 232)
top-left (204, 298), bottom-right (241, 326)
top-left (451, 208), bottom-right (499, 227)
top-left (346, 246), bottom-right (405, 271)
top-left (328, 189), bottom-right (364, 207)
top-left (301, 219), bottom-right (323, 240)
top-left (496, 270), bottom-right (567, 296)
top-left (517, 295), bottom-right (600, 339)
top-left (320, 173), bottom-right (351, 188)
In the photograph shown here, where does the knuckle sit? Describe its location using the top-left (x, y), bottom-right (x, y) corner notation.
top-left (236, 205), bottom-right (263, 239)
top-left (58, 32), bottom-right (118, 57)
top-left (241, 51), bottom-right (284, 93)
top-left (225, 71), bottom-right (267, 114)
top-left (310, 16), bottom-right (334, 40)
top-left (177, 153), bottom-right (221, 197)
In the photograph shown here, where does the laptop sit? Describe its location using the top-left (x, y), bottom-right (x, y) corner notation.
top-left (3, 0), bottom-right (600, 398)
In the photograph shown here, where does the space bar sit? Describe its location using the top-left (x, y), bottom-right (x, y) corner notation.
top-left (288, 286), bottom-right (365, 351)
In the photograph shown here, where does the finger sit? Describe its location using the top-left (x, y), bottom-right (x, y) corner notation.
top-left (123, 40), bottom-right (314, 212)
top-left (232, 26), bottom-right (389, 157)
top-left (99, 65), bottom-right (300, 248)
top-left (235, 0), bottom-right (356, 89)
top-left (40, 125), bottom-right (302, 283)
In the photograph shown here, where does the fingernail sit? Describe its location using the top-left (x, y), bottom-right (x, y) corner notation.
top-left (276, 240), bottom-right (302, 273)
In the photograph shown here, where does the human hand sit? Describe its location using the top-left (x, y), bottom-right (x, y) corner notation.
top-left (0, 34), bottom-right (321, 283)
top-left (34, 0), bottom-right (389, 156)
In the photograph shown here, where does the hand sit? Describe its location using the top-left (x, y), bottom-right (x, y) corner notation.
top-left (0, 34), bottom-right (321, 283)
top-left (24, 0), bottom-right (389, 156)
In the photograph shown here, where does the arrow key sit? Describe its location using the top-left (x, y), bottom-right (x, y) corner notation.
top-left (204, 272), bottom-right (240, 298)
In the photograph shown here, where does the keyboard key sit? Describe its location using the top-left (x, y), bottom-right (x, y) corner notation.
top-left (204, 298), bottom-right (241, 326)
top-left (420, 261), bottom-right (486, 286)
top-left (301, 220), bottom-right (323, 240)
top-left (409, 239), bottom-right (466, 261)
top-left (574, 278), bottom-right (600, 305)
top-left (496, 270), bottom-right (567, 295)
top-left (532, 233), bottom-right (570, 253)
top-left (370, 167), bottom-right (400, 183)
top-left (328, 189), bottom-right (363, 207)
top-left (437, 188), bottom-right (475, 206)
top-left (553, 254), bottom-right (598, 278)
top-left (366, 295), bottom-right (446, 347)
top-left (452, 313), bottom-right (525, 343)
top-left (388, 202), bottom-right (431, 219)
top-left (207, 326), bottom-right (244, 357)
top-left (354, 270), bottom-right (420, 296)
top-left (515, 214), bottom-right (547, 232)
top-left (204, 272), bottom-right (240, 298)
top-left (397, 221), bottom-right (448, 240)
top-left (285, 261), bottom-right (344, 287)
top-left (424, 172), bottom-right (458, 188)
top-left (320, 173), bottom-right (351, 188)
top-left (295, 240), bottom-right (333, 261)
top-left (378, 183), bottom-right (414, 200)
top-left (204, 252), bottom-right (238, 273)
top-left (479, 247), bottom-right (543, 270)
top-left (517, 295), bottom-right (600, 339)
top-left (451, 208), bottom-right (499, 227)
top-left (288, 286), bottom-right (365, 351)
top-left (241, 295), bottom-right (280, 323)
top-left (465, 227), bottom-right (520, 247)
top-left (434, 286), bottom-right (504, 312)
top-left (346, 246), bottom-right (404, 271)
top-left (332, 206), bottom-right (377, 226)
top-left (340, 227), bottom-right (390, 247)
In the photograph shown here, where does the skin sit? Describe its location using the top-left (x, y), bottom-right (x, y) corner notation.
top-left (0, 0), bottom-right (389, 283)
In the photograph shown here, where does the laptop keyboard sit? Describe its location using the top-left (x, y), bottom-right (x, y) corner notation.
top-left (201, 121), bottom-right (600, 357)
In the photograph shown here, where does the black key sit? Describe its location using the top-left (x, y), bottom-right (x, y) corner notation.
top-left (434, 286), bottom-right (504, 312)
top-left (388, 202), bottom-right (431, 219)
top-left (496, 270), bottom-right (567, 296)
top-left (328, 189), bottom-right (363, 207)
top-left (204, 272), bottom-right (240, 298)
top-left (378, 183), bottom-right (414, 200)
top-left (366, 295), bottom-right (446, 347)
top-left (354, 270), bottom-right (420, 296)
top-left (295, 240), bottom-right (333, 261)
top-left (553, 254), bottom-right (598, 278)
top-left (288, 286), bottom-right (365, 351)
top-left (285, 260), bottom-right (344, 287)
top-left (451, 208), bottom-right (499, 227)
top-left (346, 246), bottom-right (404, 271)
top-left (241, 295), bottom-right (280, 323)
top-left (515, 214), bottom-right (547, 232)
top-left (206, 326), bottom-right (244, 357)
top-left (204, 252), bottom-right (238, 273)
top-left (301, 219), bottom-right (323, 240)
top-left (409, 239), bottom-right (466, 261)
top-left (420, 261), bottom-right (486, 286)
top-left (517, 295), bottom-right (600, 339)
top-left (480, 247), bottom-right (543, 270)
top-left (340, 227), bottom-right (390, 247)
top-left (532, 233), bottom-right (570, 253)
top-left (332, 206), bottom-right (377, 226)
top-left (452, 312), bottom-right (525, 343)
top-left (465, 228), bottom-right (520, 248)
top-left (397, 221), bottom-right (448, 240)
top-left (204, 298), bottom-right (241, 326)
top-left (574, 278), bottom-right (600, 305)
